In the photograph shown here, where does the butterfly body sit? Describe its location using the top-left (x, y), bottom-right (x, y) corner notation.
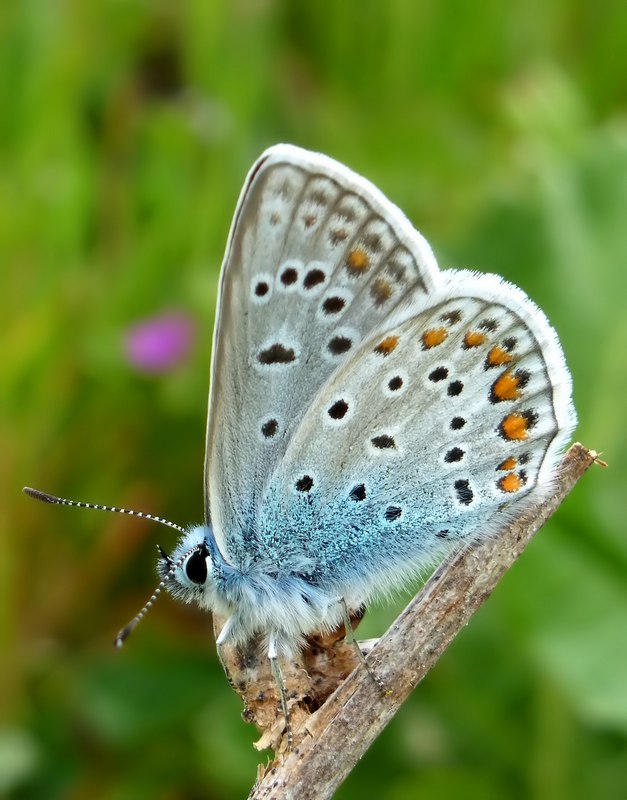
top-left (159, 145), bottom-right (575, 659)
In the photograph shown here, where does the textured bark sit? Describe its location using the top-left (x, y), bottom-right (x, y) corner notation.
top-left (215, 443), bottom-right (597, 800)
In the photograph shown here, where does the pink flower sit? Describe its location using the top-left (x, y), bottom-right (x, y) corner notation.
top-left (124, 312), bottom-right (195, 373)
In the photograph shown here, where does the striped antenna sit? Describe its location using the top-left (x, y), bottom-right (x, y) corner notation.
top-left (22, 486), bottom-right (186, 534)
top-left (114, 544), bottom-right (201, 647)
top-left (23, 485), bottom-right (195, 645)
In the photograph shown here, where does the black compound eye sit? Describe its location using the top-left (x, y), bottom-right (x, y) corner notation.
top-left (185, 549), bottom-right (208, 585)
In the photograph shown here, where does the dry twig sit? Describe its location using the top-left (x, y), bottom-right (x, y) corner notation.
top-left (215, 443), bottom-right (596, 800)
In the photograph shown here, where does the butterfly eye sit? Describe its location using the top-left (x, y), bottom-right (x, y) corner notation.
top-left (185, 549), bottom-right (208, 585)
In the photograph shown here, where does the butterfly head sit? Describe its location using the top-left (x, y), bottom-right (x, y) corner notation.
top-left (156, 525), bottom-right (222, 609)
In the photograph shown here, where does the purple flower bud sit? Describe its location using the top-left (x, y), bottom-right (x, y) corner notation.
top-left (124, 312), bottom-right (195, 373)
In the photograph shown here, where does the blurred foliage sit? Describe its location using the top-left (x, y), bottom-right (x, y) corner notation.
top-left (1, 0), bottom-right (626, 798)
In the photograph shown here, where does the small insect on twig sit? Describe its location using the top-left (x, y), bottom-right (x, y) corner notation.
top-left (25, 146), bottom-right (587, 798)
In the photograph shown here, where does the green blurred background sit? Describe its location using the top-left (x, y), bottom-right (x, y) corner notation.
top-left (2, 1), bottom-right (626, 798)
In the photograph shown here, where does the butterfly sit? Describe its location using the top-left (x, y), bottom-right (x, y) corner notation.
top-left (25, 144), bottom-right (576, 743)
top-left (162, 140), bottom-right (575, 650)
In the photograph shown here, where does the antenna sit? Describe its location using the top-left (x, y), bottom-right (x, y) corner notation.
top-left (23, 486), bottom-right (186, 534)
top-left (114, 544), bottom-right (201, 647)
top-left (23, 485), bottom-right (196, 646)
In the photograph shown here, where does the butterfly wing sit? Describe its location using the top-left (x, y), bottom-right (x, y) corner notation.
top-left (205, 145), bottom-right (441, 561)
top-left (257, 270), bottom-right (576, 606)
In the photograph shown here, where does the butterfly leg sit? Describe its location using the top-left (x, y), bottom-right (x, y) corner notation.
top-left (215, 615), bottom-right (236, 646)
top-left (268, 633), bottom-right (293, 750)
top-left (340, 599), bottom-right (390, 695)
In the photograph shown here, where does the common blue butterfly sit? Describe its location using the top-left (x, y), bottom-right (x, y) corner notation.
top-left (26, 145), bottom-right (576, 745)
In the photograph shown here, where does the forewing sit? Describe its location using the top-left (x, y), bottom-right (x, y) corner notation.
top-left (205, 145), bottom-right (440, 560)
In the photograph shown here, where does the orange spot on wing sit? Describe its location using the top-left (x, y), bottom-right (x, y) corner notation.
top-left (497, 457), bottom-right (517, 471)
top-left (463, 330), bottom-right (486, 348)
top-left (346, 248), bottom-right (370, 274)
top-left (486, 346), bottom-right (513, 367)
top-left (371, 277), bottom-right (393, 304)
top-left (500, 413), bottom-right (530, 440)
top-left (497, 473), bottom-right (524, 493)
top-left (491, 370), bottom-right (521, 401)
top-left (374, 335), bottom-right (399, 356)
top-left (422, 328), bottom-right (448, 349)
